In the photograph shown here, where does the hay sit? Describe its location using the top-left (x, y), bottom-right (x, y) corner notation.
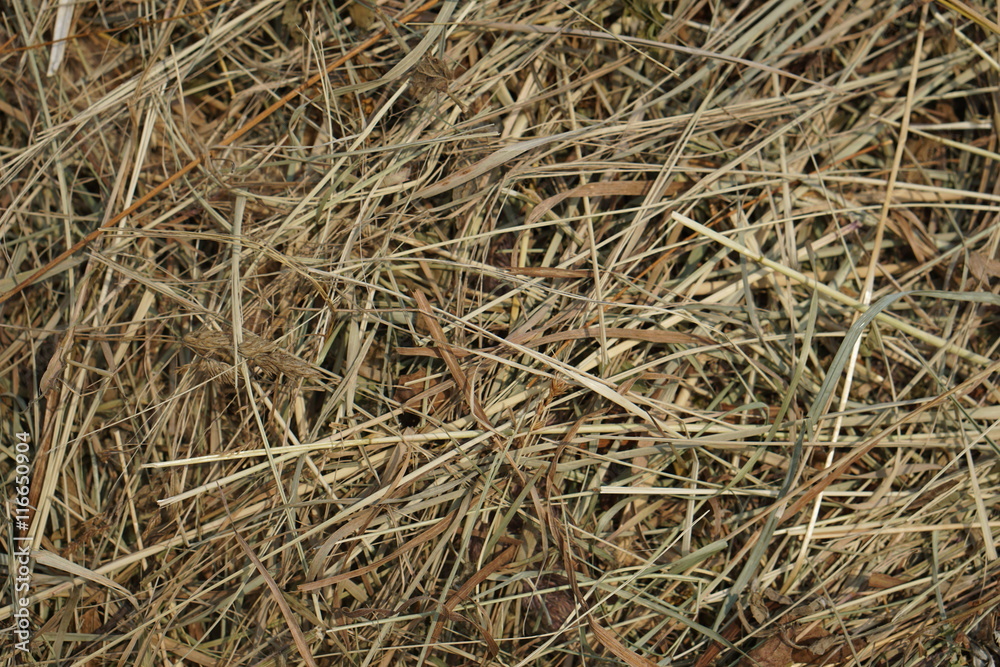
top-left (3, 0), bottom-right (1000, 664)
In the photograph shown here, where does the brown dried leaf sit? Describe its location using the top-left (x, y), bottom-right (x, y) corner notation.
top-left (763, 589), bottom-right (793, 605)
top-left (740, 625), bottom-right (863, 667)
top-left (394, 368), bottom-right (428, 403)
top-left (886, 209), bottom-right (937, 263)
top-left (806, 634), bottom-right (841, 656)
top-left (411, 56), bottom-right (454, 96)
top-left (741, 633), bottom-right (797, 667)
top-left (749, 590), bottom-right (769, 624)
top-left (969, 252), bottom-right (1000, 287)
top-left (524, 575), bottom-right (578, 633)
top-left (39, 345), bottom-right (67, 395)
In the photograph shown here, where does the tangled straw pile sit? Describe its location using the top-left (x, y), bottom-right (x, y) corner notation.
top-left (3, 0), bottom-right (1000, 664)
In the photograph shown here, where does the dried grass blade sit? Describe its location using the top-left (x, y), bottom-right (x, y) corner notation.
top-left (510, 327), bottom-right (707, 348)
top-left (32, 550), bottom-right (139, 608)
top-left (431, 544), bottom-right (518, 642)
top-left (504, 267), bottom-right (593, 278)
top-left (525, 181), bottom-right (653, 226)
top-left (934, 0), bottom-right (1000, 34)
top-left (413, 290), bottom-right (495, 430)
top-left (224, 513), bottom-right (318, 667)
top-left (587, 618), bottom-right (660, 667)
top-left (670, 212), bottom-right (998, 366)
top-left (779, 358), bottom-right (1000, 524)
top-left (411, 128), bottom-right (590, 199)
top-left (299, 510), bottom-right (457, 591)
